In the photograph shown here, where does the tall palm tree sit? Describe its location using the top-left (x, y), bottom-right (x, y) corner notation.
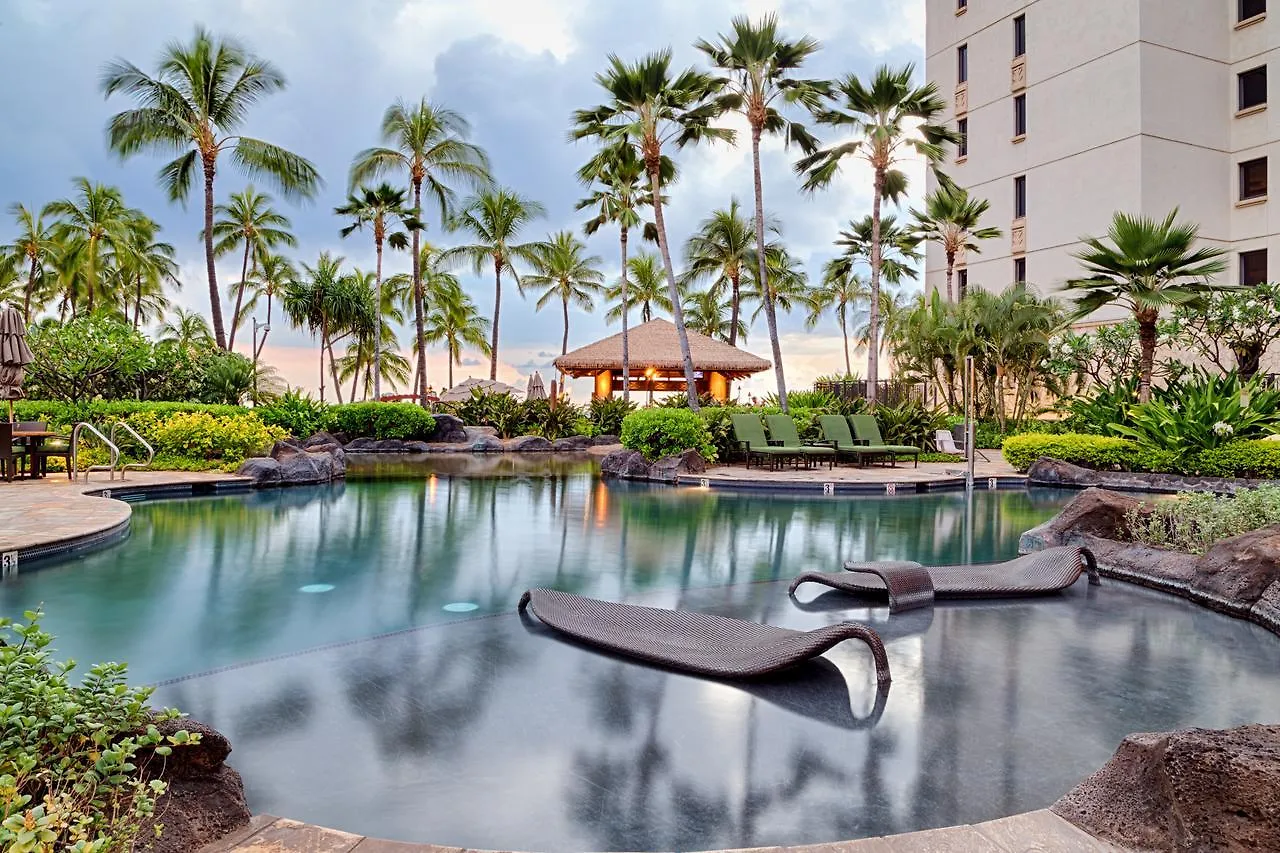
top-left (681, 200), bottom-right (760, 347)
top-left (159, 306), bottom-right (214, 351)
top-left (1066, 209), bottom-right (1228, 402)
top-left (577, 141), bottom-right (663, 402)
top-left (683, 286), bottom-right (746, 343)
top-left (808, 261), bottom-right (869, 377)
top-left (441, 188), bottom-right (546, 380)
top-left (423, 278), bottom-right (492, 389)
top-left (101, 26), bottom-right (321, 349)
top-left (349, 99), bottom-right (492, 404)
top-left (798, 63), bottom-right (956, 403)
top-left (335, 182), bottom-right (416, 400)
top-left (970, 284), bottom-right (1063, 429)
top-left (6, 203), bottom-right (57, 321)
top-left (910, 184), bottom-right (1001, 301)
top-left (572, 50), bottom-right (735, 410)
top-left (117, 215), bottom-right (179, 328)
top-left (210, 186), bottom-right (296, 349)
top-left (240, 252), bottom-right (296, 359)
top-left (697, 13), bottom-right (828, 411)
top-left (743, 243), bottom-right (809, 324)
top-left (45, 178), bottom-right (136, 315)
top-left (828, 213), bottom-right (922, 288)
top-left (335, 268), bottom-right (408, 400)
top-left (525, 231), bottom-right (605, 381)
top-left (283, 252), bottom-right (372, 404)
top-left (605, 253), bottom-right (673, 324)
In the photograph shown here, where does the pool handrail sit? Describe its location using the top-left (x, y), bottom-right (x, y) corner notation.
top-left (71, 422), bottom-right (120, 482)
top-left (109, 421), bottom-right (155, 480)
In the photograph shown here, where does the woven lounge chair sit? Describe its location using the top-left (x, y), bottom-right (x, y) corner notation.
top-left (848, 414), bottom-right (920, 468)
top-left (818, 415), bottom-right (874, 466)
top-left (518, 588), bottom-right (891, 683)
top-left (731, 413), bottom-right (796, 470)
top-left (764, 415), bottom-right (835, 470)
top-left (788, 546), bottom-right (1100, 613)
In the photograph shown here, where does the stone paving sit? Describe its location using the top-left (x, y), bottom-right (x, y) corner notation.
top-left (690, 457), bottom-right (1021, 488)
top-left (202, 811), bottom-right (1124, 853)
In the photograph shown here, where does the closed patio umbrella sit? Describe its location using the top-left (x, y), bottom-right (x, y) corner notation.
top-left (0, 307), bottom-right (33, 423)
top-left (438, 377), bottom-right (524, 403)
top-left (526, 371), bottom-right (547, 400)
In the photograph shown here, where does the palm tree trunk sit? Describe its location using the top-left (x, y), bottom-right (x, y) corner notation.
top-left (328, 336), bottom-right (345, 405)
top-left (647, 163), bottom-right (699, 410)
top-left (489, 257), bottom-right (502, 381)
top-left (319, 324), bottom-right (327, 404)
top-left (202, 156), bottom-right (227, 350)
top-left (867, 168), bottom-right (885, 405)
top-left (374, 235), bottom-right (384, 401)
top-left (840, 305), bottom-right (852, 377)
top-left (229, 240), bottom-right (250, 350)
top-left (945, 249), bottom-right (956, 302)
top-left (23, 256), bottom-right (37, 322)
top-left (411, 181), bottom-right (429, 406)
top-left (620, 226), bottom-right (630, 402)
top-left (256, 290), bottom-right (273, 361)
top-left (1137, 312), bottom-right (1157, 404)
top-left (751, 125), bottom-right (787, 412)
top-left (351, 359), bottom-right (360, 402)
top-left (561, 293), bottom-right (570, 388)
top-left (134, 273), bottom-right (142, 329)
top-left (447, 347), bottom-right (454, 389)
top-left (729, 271), bottom-right (741, 347)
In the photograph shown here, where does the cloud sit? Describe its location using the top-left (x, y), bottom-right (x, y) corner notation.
top-left (460, 357), bottom-right (483, 367)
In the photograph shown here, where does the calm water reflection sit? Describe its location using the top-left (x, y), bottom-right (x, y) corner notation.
top-left (3, 459), bottom-right (1277, 851)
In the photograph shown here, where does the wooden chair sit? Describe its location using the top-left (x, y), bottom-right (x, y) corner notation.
top-left (0, 423), bottom-right (28, 481)
top-left (20, 421), bottom-right (72, 480)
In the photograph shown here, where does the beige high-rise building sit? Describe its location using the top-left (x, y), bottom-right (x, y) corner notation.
top-left (925, 0), bottom-right (1277, 315)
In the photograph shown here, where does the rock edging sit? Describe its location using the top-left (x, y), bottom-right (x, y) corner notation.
top-left (1027, 456), bottom-right (1266, 494)
top-left (599, 448), bottom-right (707, 484)
top-left (236, 433), bottom-right (346, 487)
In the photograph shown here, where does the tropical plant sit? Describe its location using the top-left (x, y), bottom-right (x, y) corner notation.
top-left (5, 202), bottom-right (57, 321)
top-left (1172, 281), bottom-right (1280, 380)
top-left (1110, 370), bottom-right (1280, 451)
top-left (25, 315), bottom-right (152, 403)
top-left (1126, 486), bottom-right (1280, 555)
top-left (159, 306), bottom-right (215, 352)
top-left (872, 400), bottom-right (951, 449)
top-left (322, 401), bottom-right (437, 441)
top-left (682, 285), bottom-right (746, 342)
top-left (1065, 377), bottom-right (1142, 435)
top-left (239, 252), bottom-right (297, 359)
top-left (743, 242), bottom-right (809, 324)
top-left (681, 200), bottom-right (758, 347)
top-left (524, 231), bottom-right (604, 382)
top-left (45, 178), bottom-right (138, 315)
top-left (697, 13), bottom-right (829, 411)
top-left (620, 408), bottom-right (717, 461)
top-left (829, 214), bottom-right (922, 287)
top-left (573, 49), bottom-right (736, 409)
top-left (969, 283), bottom-right (1064, 430)
top-left (808, 261), bottom-right (868, 377)
top-left (1044, 319), bottom-right (1182, 397)
top-left (605, 253), bottom-right (672, 324)
top-left (588, 396), bottom-right (637, 436)
top-left (102, 26), bottom-right (321, 349)
top-left (1065, 209), bottom-right (1229, 403)
top-left (116, 214), bottom-right (179, 328)
top-left (282, 253), bottom-right (373, 404)
top-left (910, 184), bottom-right (1001, 301)
top-left (442, 188), bottom-right (546, 380)
top-left (798, 63), bottom-right (956, 402)
top-left (202, 351), bottom-right (257, 405)
top-left (256, 388), bottom-right (328, 438)
top-left (210, 186), bottom-right (296, 349)
top-left (423, 277), bottom-right (492, 389)
top-left (349, 99), bottom-right (492, 403)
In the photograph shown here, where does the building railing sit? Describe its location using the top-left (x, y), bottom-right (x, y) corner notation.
top-left (813, 379), bottom-right (925, 407)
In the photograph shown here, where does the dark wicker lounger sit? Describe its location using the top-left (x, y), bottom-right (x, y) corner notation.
top-left (788, 546), bottom-right (1100, 613)
top-left (518, 588), bottom-right (891, 683)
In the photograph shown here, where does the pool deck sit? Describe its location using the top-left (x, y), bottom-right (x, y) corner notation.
top-left (205, 810), bottom-right (1123, 853)
top-left (682, 458), bottom-right (1024, 493)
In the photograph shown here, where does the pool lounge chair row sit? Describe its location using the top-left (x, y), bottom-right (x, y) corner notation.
top-left (731, 413), bottom-right (921, 470)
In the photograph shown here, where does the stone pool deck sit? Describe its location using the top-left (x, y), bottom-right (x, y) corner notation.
top-left (205, 810), bottom-right (1122, 853)
top-left (682, 458), bottom-right (1023, 493)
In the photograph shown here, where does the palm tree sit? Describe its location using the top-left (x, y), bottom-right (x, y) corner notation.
top-left (971, 284), bottom-right (1063, 429)
top-left (45, 178), bottom-right (136, 315)
top-left (697, 13), bottom-right (828, 411)
top-left (335, 268), bottom-right (408, 400)
top-left (798, 63), bottom-right (956, 403)
top-left (423, 278), bottom-right (492, 389)
top-left (572, 50), bottom-right (735, 410)
top-left (577, 141), bottom-right (663, 402)
top-left (349, 99), bottom-right (492, 404)
top-left (681, 200), bottom-right (759, 347)
top-left (442, 188), bottom-right (546, 380)
top-left (743, 243), bottom-right (809, 324)
top-left (101, 26), bottom-right (321, 349)
top-left (910, 185), bottom-right (1001, 301)
top-left (605, 253), bottom-right (672, 324)
top-left (210, 186), bottom-right (296, 349)
top-left (5, 203), bottom-right (57, 321)
top-left (117, 215), bottom-right (179, 328)
top-left (335, 182), bottom-right (415, 400)
top-left (808, 261), bottom-right (869, 377)
top-left (159, 307), bottom-right (214, 351)
top-left (830, 214), bottom-right (923, 287)
top-left (682, 286), bottom-right (746, 343)
top-left (525, 231), bottom-right (605, 381)
top-left (240, 253), bottom-right (296, 359)
top-left (1066, 209), bottom-right (1228, 402)
top-left (283, 252), bottom-right (372, 404)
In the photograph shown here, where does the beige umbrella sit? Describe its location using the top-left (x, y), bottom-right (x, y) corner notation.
top-left (438, 377), bottom-right (523, 403)
top-left (526, 371), bottom-right (547, 400)
top-left (0, 307), bottom-right (33, 423)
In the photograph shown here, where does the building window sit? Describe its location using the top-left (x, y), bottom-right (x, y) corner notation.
top-left (1240, 157), bottom-right (1268, 200)
top-left (1239, 66), bottom-right (1267, 110)
top-left (1014, 257), bottom-right (1027, 284)
top-left (1014, 175), bottom-right (1027, 218)
top-left (1240, 0), bottom-right (1266, 22)
top-left (1014, 14), bottom-right (1027, 57)
top-left (957, 268), bottom-right (969, 297)
top-left (1014, 94), bottom-right (1027, 136)
top-left (958, 44), bottom-right (969, 84)
top-left (1241, 249), bottom-right (1268, 285)
top-left (957, 118), bottom-right (968, 157)
top-left (958, 0), bottom-right (968, 10)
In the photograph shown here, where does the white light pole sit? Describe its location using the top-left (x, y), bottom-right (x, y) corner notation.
top-left (252, 317), bottom-right (270, 403)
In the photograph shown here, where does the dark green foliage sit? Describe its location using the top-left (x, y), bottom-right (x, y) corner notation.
top-left (872, 401), bottom-right (949, 449)
top-left (13, 398), bottom-right (248, 427)
top-left (1110, 370), bottom-right (1280, 451)
top-left (255, 390), bottom-right (328, 439)
top-left (587, 397), bottom-right (637, 436)
top-left (1190, 440), bottom-right (1280, 479)
top-left (1064, 377), bottom-right (1140, 434)
top-left (23, 316), bottom-right (153, 403)
top-left (620, 409), bottom-right (717, 461)
top-left (322, 402), bottom-right (438, 441)
top-left (1002, 433), bottom-right (1142, 473)
top-left (522, 398), bottom-right (583, 440)
top-left (201, 352), bottom-right (256, 405)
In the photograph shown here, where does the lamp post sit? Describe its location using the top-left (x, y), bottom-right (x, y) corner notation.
top-left (251, 317), bottom-right (270, 403)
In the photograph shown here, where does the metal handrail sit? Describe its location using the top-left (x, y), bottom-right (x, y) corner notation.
top-left (109, 421), bottom-right (155, 480)
top-left (71, 423), bottom-right (120, 482)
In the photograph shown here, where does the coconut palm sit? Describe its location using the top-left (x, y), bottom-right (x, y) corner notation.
top-left (743, 243), bottom-right (809, 324)
top-left (101, 26), bottom-right (321, 349)
top-left (116, 215), bottom-right (179, 328)
top-left (797, 63), bottom-right (956, 402)
top-left (681, 200), bottom-right (763, 347)
top-left (442, 188), bottom-right (546, 380)
top-left (524, 231), bottom-right (605, 380)
top-left (808, 262), bottom-right (870, 377)
top-left (605, 253), bottom-right (673, 324)
top-left (45, 178), bottom-right (137, 315)
top-left (335, 269), bottom-right (409, 400)
top-left (1066, 209), bottom-right (1229, 402)
top-left (283, 253), bottom-right (373, 404)
top-left (5, 203), bottom-right (58, 321)
top-left (970, 284), bottom-right (1063, 429)
top-left (349, 99), bottom-right (492, 403)
top-left (697, 13), bottom-right (829, 411)
top-left (159, 307), bottom-right (214, 351)
top-left (572, 49), bottom-right (736, 409)
top-left (830, 214), bottom-right (923, 287)
top-left (910, 185), bottom-right (1001, 301)
top-left (238, 253), bottom-right (296, 359)
top-left (423, 279), bottom-right (492, 389)
top-left (210, 186), bottom-right (296, 349)
top-left (683, 286), bottom-right (746, 343)
top-left (335, 182), bottom-right (416, 400)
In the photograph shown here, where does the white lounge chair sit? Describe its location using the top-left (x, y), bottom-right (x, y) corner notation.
top-left (935, 429), bottom-right (989, 461)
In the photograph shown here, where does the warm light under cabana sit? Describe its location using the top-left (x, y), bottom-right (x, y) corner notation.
top-left (553, 318), bottom-right (770, 402)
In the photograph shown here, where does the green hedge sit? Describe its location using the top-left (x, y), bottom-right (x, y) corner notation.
top-left (321, 402), bottom-right (438, 441)
top-left (1001, 432), bottom-right (1280, 479)
top-left (13, 399), bottom-right (248, 427)
top-left (1187, 440), bottom-right (1280, 479)
top-left (620, 409), bottom-right (716, 462)
top-left (1002, 433), bottom-right (1141, 473)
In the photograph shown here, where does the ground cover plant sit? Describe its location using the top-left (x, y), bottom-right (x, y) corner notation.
top-left (1126, 485), bottom-right (1280, 554)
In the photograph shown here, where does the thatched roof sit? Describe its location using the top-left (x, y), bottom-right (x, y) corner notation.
top-left (554, 318), bottom-right (770, 378)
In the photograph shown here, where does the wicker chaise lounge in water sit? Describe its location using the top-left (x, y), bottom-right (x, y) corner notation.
top-left (518, 588), bottom-right (891, 683)
top-left (787, 546), bottom-right (1100, 613)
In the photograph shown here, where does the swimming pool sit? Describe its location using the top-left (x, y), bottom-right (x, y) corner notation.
top-left (4, 458), bottom-right (1278, 851)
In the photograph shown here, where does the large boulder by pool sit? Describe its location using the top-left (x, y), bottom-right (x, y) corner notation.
top-left (600, 448), bottom-right (707, 482)
top-left (431, 413), bottom-right (468, 443)
top-left (237, 435), bottom-right (347, 487)
top-left (504, 435), bottom-right (553, 452)
top-left (1052, 724), bottom-right (1280, 851)
top-left (600, 448), bottom-right (651, 479)
top-left (1027, 457), bottom-right (1264, 494)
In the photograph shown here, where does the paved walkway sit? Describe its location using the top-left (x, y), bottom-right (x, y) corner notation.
top-left (204, 810), bottom-right (1122, 853)
top-left (689, 458), bottom-right (1021, 490)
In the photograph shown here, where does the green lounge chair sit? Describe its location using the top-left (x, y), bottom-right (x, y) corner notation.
top-left (848, 414), bottom-right (920, 468)
top-left (817, 415), bottom-right (874, 466)
top-left (730, 414), bottom-right (796, 470)
top-left (764, 414), bottom-right (836, 470)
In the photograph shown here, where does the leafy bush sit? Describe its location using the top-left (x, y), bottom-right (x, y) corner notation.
top-left (587, 397), bottom-right (637, 436)
top-left (696, 406), bottom-right (746, 461)
top-left (1189, 440), bottom-right (1280, 479)
top-left (1064, 377), bottom-right (1140, 434)
top-left (13, 399), bottom-right (248, 428)
top-left (322, 402), bottom-right (437, 441)
top-left (1110, 371), bottom-right (1280, 451)
top-left (621, 409), bottom-right (716, 461)
top-left (1001, 433), bottom-right (1140, 472)
top-left (0, 610), bottom-right (197, 852)
top-left (256, 390), bottom-right (328, 439)
top-left (1126, 486), bottom-right (1280, 554)
top-left (873, 401), bottom-right (949, 449)
top-left (521, 398), bottom-right (582, 440)
top-left (201, 352), bottom-right (257, 405)
top-left (142, 411), bottom-right (286, 461)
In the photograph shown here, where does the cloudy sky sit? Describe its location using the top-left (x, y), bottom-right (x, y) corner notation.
top-left (1, 0), bottom-right (925, 398)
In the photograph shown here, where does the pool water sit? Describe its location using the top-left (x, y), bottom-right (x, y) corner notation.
top-left (3, 459), bottom-right (1278, 851)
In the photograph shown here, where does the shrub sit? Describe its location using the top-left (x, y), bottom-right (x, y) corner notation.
top-left (256, 390), bottom-right (328, 438)
top-left (1001, 433), bottom-right (1138, 472)
top-left (873, 401), bottom-right (949, 449)
top-left (1126, 485), bottom-right (1280, 554)
top-left (323, 402), bottom-right (437, 441)
top-left (12, 399), bottom-right (247, 428)
top-left (620, 409), bottom-right (716, 461)
top-left (1110, 370), bottom-right (1280, 451)
top-left (0, 610), bottom-right (197, 852)
top-left (522, 398), bottom-right (582, 440)
top-left (147, 412), bottom-right (286, 461)
top-left (587, 397), bottom-right (637, 436)
top-left (1188, 440), bottom-right (1280, 479)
